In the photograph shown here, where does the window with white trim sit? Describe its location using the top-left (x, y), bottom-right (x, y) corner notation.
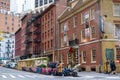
top-left (115, 24), bottom-right (120, 39)
top-left (67, 20), bottom-right (70, 30)
top-left (113, 3), bottom-right (120, 16)
top-left (73, 33), bottom-right (77, 40)
top-left (91, 27), bottom-right (96, 39)
top-left (91, 49), bottom-right (96, 63)
top-left (81, 29), bottom-right (85, 42)
top-left (82, 51), bottom-right (86, 63)
top-left (66, 35), bottom-right (69, 46)
top-left (81, 13), bottom-right (85, 24)
top-left (61, 23), bottom-right (64, 33)
top-left (61, 38), bottom-right (64, 47)
top-left (90, 8), bottom-right (95, 20)
top-left (116, 48), bottom-right (120, 61)
top-left (73, 16), bottom-right (77, 28)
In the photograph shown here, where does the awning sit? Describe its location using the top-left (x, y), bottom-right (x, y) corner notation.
top-left (0, 58), bottom-right (9, 60)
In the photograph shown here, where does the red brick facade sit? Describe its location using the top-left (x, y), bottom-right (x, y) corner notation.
top-left (0, 0), bottom-right (10, 11)
top-left (0, 12), bottom-right (20, 33)
top-left (20, 13), bottom-right (42, 59)
top-left (40, 0), bottom-right (67, 61)
top-left (58, 0), bottom-right (102, 71)
top-left (15, 28), bottom-right (22, 57)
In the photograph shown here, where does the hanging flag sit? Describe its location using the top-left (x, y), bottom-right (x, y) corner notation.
top-left (100, 16), bottom-right (104, 32)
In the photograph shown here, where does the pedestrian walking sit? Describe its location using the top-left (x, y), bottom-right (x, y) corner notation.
top-left (103, 61), bottom-right (109, 74)
top-left (57, 61), bottom-right (63, 76)
top-left (110, 60), bottom-right (117, 74)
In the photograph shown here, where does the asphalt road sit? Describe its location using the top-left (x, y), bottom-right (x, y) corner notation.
top-left (0, 66), bottom-right (120, 80)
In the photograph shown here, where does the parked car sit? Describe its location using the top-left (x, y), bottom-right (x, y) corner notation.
top-left (10, 62), bottom-right (17, 68)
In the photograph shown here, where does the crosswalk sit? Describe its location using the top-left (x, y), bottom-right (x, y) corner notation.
top-left (0, 74), bottom-right (120, 80)
top-left (0, 74), bottom-right (39, 79)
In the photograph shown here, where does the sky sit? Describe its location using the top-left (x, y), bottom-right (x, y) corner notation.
top-left (10, 0), bottom-right (25, 13)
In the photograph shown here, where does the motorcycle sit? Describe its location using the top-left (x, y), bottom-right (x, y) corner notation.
top-left (63, 64), bottom-right (80, 77)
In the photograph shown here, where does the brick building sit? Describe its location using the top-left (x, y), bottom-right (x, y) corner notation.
top-left (58, 0), bottom-right (120, 72)
top-left (19, 0), bottom-right (67, 61)
top-left (0, 0), bottom-right (10, 11)
top-left (40, 0), bottom-right (67, 61)
top-left (20, 12), bottom-right (41, 59)
top-left (0, 12), bottom-right (21, 33)
top-left (15, 28), bottom-right (22, 61)
top-left (0, 0), bottom-right (21, 33)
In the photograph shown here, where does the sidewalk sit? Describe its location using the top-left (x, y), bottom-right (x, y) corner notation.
top-left (78, 72), bottom-right (120, 78)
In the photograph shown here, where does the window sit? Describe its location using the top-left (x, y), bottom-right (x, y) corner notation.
top-left (73, 33), bottom-right (77, 40)
top-left (5, 16), bottom-right (7, 20)
top-left (48, 41), bottom-right (49, 49)
top-left (61, 38), bottom-right (64, 47)
top-left (81, 13), bottom-right (85, 24)
top-left (35, 0), bottom-right (38, 7)
top-left (61, 23), bottom-right (64, 33)
top-left (12, 27), bottom-right (14, 31)
top-left (81, 30), bottom-right (85, 42)
top-left (115, 24), bottom-right (120, 39)
top-left (7, 27), bottom-right (9, 30)
top-left (66, 36), bottom-right (69, 46)
top-left (12, 23), bottom-right (14, 26)
top-left (113, 3), bottom-right (120, 16)
top-left (44, 0), bottom-right (47, 4)
top-left (49, 0), bottom-right (53, 3)
top-left (51, 40), bottom-right (53, 48)
top-left (90, 8), bottom-right (95, 20)
top-left (12, 45), bottom-right (14, 48)
top-left (5, 21), bottom-right (7, 25)
top-left (45, 42), bottom-right (46, 50)
top-left (91, 27), bottom-right (95, 39)
top-left (67, 20), bottom-right (70, 30)
top-left (83, 0), bottom-right (87, 2)
top-left (82, 51), bottom-right (86, 63)
top-left (116, 48), bottom-right (120, 61)
top-left (48, 30), bottom-right (49, 37)
top-left (73, 16), bottom-right (77, 28)
top-left (40, 0), bottom-right (43, 6)
top-left (12, 18), bottom-right (14, 21)
top-left (91, 49), bottom-right (96, 63)
top-left (51, 28), bottom-right (53, 36)
top-left (85, 13), bottom-right (89, 28)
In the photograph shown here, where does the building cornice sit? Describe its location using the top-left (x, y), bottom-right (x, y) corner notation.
top-left (59, 0), bottom-right (98, 23)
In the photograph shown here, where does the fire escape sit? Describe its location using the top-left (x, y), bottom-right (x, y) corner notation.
top-left (25, 19), bottom-right (33, 58)
top-left (33, 18), bottom-right (41, 57)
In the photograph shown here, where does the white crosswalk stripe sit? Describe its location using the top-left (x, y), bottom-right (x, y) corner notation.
top-left (106, 76), bottom-right (120, 79)
top-left (2, 75), bottom-right (7, 78)
top-left (9, 74), bottom-right (16, 78)
top-left (25, 75), bottom-right (35, 78)
top-left (18, 75), bottom-right (26, 78)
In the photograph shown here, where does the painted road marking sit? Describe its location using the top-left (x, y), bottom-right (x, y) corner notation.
top-left (18, 75), bottom-right (26, 78)
top-left (9, 74), bottom-right (16, 78)
top-left (2, 75), bottom-right (7, 78)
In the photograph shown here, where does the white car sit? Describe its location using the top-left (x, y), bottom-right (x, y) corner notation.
top-left (10, 62), bottom-right (17, 68)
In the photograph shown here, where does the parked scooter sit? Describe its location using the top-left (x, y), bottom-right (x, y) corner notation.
top-left (63, 64), bottom-right (80, 77)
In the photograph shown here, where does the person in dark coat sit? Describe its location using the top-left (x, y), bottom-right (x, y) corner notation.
top-left (110, 60), bottom-right (117, 74)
